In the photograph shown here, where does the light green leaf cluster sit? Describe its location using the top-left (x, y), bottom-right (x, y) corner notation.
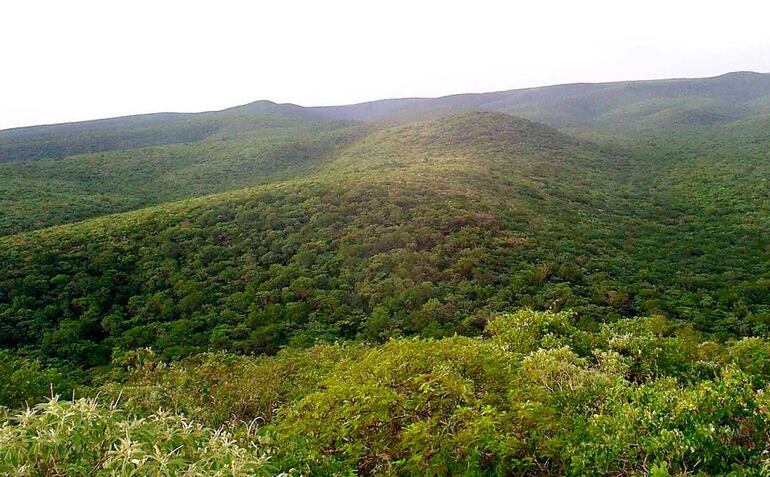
top-left (0, 397), bottom-right (272, 476)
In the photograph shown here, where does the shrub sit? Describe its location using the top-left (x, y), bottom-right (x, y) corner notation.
top-left (0, 397), bottom-right (272, 476)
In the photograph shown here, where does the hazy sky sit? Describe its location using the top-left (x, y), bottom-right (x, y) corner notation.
top-left (2, 0), bottom-right (769, 129)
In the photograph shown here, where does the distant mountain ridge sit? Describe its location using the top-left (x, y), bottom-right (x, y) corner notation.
top-left (2, 71), bottom-right (769, 163)
top-left (309, 71), bottom-right (770, 125)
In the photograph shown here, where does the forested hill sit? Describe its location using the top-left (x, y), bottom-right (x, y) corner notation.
top-left (0, 112), bottom-right (619, 364)
top-left (0, 121), bottom-right (365, 235)
top-left (1, 112), bottom-right (768, 369)
top-left (3, 71), bottom-right (768, 236)
top-left (4, 71), bottom-right (769, 164)
top-left (0, 100), bottom-right (329, 163)
top-left (311, 71), bottom-right (770, 128)
top-left (2, 73), bottom-right (770, 475)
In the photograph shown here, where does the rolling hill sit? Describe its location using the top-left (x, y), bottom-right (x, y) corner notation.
top-left (4, 71), bottom-right (769, 164)
top-left (0, 121), bottom-right (364, 234)
top-left (1, 110), bottom-right (768, 369)
top-left (0, 100), bottom-right (329, 163)
top-left (311, 71), bottom-right (770, 128)
top-left (0, 112), bottom-right (621, 363)
top-left (1, 72), bottom-right (770, 475)
top-left (3, 71), bottom-right (768, 237)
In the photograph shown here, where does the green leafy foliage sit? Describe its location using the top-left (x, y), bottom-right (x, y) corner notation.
top-left (6, 310), bottom-right (770, 475)
top-left (0, 351), bottom-right (82, 409)
top-left (0, 397), bottom-right (273, 476)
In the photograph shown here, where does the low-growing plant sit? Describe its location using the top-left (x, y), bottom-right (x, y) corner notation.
top-left (0, 397), bottom-right (273, 476)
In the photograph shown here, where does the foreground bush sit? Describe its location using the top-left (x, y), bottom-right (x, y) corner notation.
top-left (0, 398), bottom-right (272, 476)
top-left (7, 310), bottom-right (770, 475)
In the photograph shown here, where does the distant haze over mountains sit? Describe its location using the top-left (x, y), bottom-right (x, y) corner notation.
top-left (3, 71), bottom-right (769, 158)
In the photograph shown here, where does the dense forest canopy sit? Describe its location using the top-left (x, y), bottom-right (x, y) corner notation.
top-left (1, 72), bottom-right (769, 475)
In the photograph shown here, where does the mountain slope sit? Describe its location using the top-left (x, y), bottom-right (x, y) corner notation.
top-left (0, 101), bottom-right (331, 163)
top-left (4, 71), bottom-right (768, 166)
top-left (2, 74), bottom-right (769, 476)
top-left (1, 111), bottom-right (767, 368)
top-left (0, 112), bottom-right (629, 365)
top-left (3, 71), bottom-right (767, 236)
top-left (0, 121), bottom-right (364, 234)
top-left (310, 71), bottom-right (770, 128)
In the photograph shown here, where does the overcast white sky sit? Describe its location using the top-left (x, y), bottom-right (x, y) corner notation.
top-left (1, 0), bottom-right (769, 130)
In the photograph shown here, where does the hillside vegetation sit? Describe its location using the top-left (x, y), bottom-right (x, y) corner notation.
top-left (0, 122), bottom-right (362, 234)
top-left (0, 73), bottom-right (769, 475)
top-left (0, 101), bottom-right (327, 163)
top-left (3, 72), bottom-right (768, 235)
top-left (1, 111), bottom-right (768, 369)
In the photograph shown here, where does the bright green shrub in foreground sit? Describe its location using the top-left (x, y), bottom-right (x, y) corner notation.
top-left (105, 311), bottom-right (770, 474)
top-left (0, 398), bottom-right (272, 476)
top-left (100, 344), bottom-right (366, 426)
top-left (8, 310), bottom-right (770, 475)
top-left (275, 337), bottom-right (520, 475)
top-left (569, 368), bottom-right (770, 476)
